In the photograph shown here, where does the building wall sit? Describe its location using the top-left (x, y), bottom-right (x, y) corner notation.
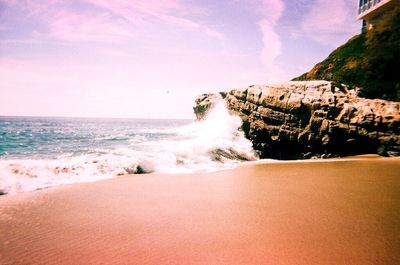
top-left (357, 0), bottom-right (398, 31)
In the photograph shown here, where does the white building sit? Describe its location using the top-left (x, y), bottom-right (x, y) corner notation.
top-left (358, 0), bottom-right (400, 32)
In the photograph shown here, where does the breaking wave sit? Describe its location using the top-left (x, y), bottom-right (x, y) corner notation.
top-left (0, 102), bottom-right (257, 194)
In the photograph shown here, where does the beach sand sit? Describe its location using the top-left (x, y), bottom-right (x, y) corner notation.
top-left (1, 156), bottom-right (399, 264)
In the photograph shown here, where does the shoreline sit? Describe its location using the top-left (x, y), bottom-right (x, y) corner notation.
top-left (0, 154), bottom-right (387, 196)
top-left (1, 156), bottom-right (399, 264)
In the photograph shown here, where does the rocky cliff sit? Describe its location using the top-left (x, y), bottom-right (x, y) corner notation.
top-left (194, 81), bottom-right (400, 159)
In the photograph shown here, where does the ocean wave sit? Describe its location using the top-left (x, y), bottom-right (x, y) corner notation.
top-left (0, 102), bottom-right (257, 194)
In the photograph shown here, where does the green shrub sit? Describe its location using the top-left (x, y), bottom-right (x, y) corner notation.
top-left (293, 7), bottom-right (400, 101)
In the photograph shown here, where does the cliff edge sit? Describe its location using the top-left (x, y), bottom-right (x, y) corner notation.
top-left (194, 81), bottom-right (399, 159)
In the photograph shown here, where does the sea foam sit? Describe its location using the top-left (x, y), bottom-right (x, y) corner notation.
top-left (0, 102), bottom-right (257, 194)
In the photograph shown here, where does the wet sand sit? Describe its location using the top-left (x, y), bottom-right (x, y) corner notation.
top-left (1, 156), bottom-right (400, 264)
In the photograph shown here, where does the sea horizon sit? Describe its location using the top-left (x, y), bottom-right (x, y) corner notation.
top-left (0, 114), bottom-right (194, 121)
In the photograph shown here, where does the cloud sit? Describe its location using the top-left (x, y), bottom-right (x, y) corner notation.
top-left (301, 0), bottom-right (359, 44)
top-left (85, 0), bottom-right (224, 39)
top-left (1, 0), bottom-right (223, 44)
top-left (155, 14), bottom-right (224, 39)
top-left (257, 0), bottom-right (285, 81)
top-left (258, 0), bottom-right (284, 66)
top-left (2, 0), bottom-right (129, 43)
top-left (48, 11), bottom-right (133, 43)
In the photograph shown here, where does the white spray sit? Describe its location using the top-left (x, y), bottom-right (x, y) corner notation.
top-left (0, 102), bottom-right (257, 194)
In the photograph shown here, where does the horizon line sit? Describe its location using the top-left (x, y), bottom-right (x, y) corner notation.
top-left (0, 114), bottom-right (194, 121)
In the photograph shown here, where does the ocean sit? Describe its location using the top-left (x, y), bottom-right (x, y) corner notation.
top-left (0, 103), bottom-right (257, 194)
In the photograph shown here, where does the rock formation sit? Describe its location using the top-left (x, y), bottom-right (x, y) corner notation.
top-left (194, 81), bottom-right (400, 159)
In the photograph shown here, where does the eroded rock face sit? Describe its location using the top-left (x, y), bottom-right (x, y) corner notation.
top-left (194, 81), bottom-right (400, 159)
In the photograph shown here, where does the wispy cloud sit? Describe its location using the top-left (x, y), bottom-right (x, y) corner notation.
top-left (258, 0), bottom-right (285, 80)
top-left (2, 0), bottom-right (128, 43)
top-left (48, 11), bottom-right (133, 43)
top-left (301, 0), bottom-right (359, 44)
top-left (85, 0), bottom-right (224, 39)
top-left (258, 0), bottom-right (284, 66)
top-left (1, 0), bottom-right (223, 45)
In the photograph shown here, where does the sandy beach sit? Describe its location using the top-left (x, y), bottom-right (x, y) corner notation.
top-left (1, 156), bottom-right (399, 264)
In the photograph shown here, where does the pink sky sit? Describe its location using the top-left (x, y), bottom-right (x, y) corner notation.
top-left (0, 0), bottom-right (360, 118)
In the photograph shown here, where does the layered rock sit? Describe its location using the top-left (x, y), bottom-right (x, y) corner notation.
top-left (194, 81), bottom-right (400, 159)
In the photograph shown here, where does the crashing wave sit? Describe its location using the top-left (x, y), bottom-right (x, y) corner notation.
top-left (0, 102), bottom-right (257, 194)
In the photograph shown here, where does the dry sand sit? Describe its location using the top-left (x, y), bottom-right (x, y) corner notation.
top-left (1, 156), bottom-right (399, 264)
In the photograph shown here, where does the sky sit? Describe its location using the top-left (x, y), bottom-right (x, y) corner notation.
top-left (0, 0), bottom-right (361, 119)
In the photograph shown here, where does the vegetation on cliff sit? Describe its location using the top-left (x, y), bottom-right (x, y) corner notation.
top-left (293, 7), bottom-right (400, 101)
